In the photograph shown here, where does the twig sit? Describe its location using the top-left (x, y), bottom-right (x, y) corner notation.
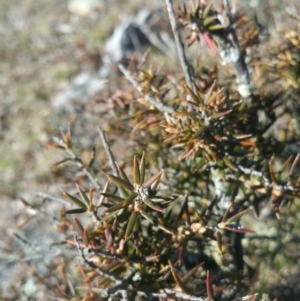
top-left (118, 64), bottom-right (175, 114)
top-left (74, 236), bottom-right (208, 300)
top-left (74, 236), bottom-right (137, 298)
top-left (138, 21), bottom-right (173, 56)
top-left (51, 136), bottom-right (102, 190)
top-left (165, 0), bottom-right (194, 91)
top-left (98, 126), bottom-right (119, 177)
top-left (200, 162), bottom-right (300, 195)
top-left (65, 148), bottom-right (102, 190)
top-left (35, 192), bottom-right (69, 205)
top-left (74, 236), bottom-right (122, 285)
top-left (220, 0), bottom-right (252, 100)
top-left (165, 0), bottom-right (200, 114)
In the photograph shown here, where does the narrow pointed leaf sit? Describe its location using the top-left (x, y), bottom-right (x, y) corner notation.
top-left (117, 164), bottom-right (131, 184)
top-left (205, 195), bottom-right (218, 217)
top-left (174, 111), bottom-right (198, 117)
top-left (97, 181), bottom-right (109, 207)
top-left (164, 208), bottom-right (173, 222)
top-left (140, 210), bottom-right (155, 224)
top-left (142, 171), bottom-right (163, 189)
top-left (133, 156), bottom-right (140, 186)
top-left (83, 228), bottom-right (89, 247)
top-left (76, 184), bottom-right (90, 207)
top-left (209, 110), bottom-right (232, 121)
top-left (269, 155), bottom-right (276, 183)
top-left (195, 210), bottom-right (208, 226)
top-left (226, 208), bottom-right (251, 224)
top-left (14, 231), bottom-right (30, 245)
top-left (101, 211), bottom-right (119, 222)
top-left (223, 157), bottom-right (239, 171)
top-left (88, 187), bottom-right (94, 211)
top-left (224, 226), bottom-right (255, 234)
top-left (88, 146), bottom-right (96, 167)
top-left (191, 125), bottom-right (207, 139)
top-left (182, 262), bottom-right (203, 283)
top-left (53, 158), bottom-right (72, 166)
top-left (233, 134), bottom-right (253, 140)
top-left (139, 152), bottom-right (146, 185)
top-left (64, 208), bottom-right (87, 214)
top-left (203, 15), bottom-right (218, 27)
top-left (216, 231), bottom-right (223, 255)
top-left (104, 192), bottom-right (137, 213)
top-left (203, 32), bottom-right (218, 51)
top-left (101, 193), bottom-right (125, 203)
top-left (89, 187), bottom-right (93, 205)
top-left (239, 140), bottom-right (256, 146)
top-left (64, 133), bottom-right (72, 149)
top-left (106, 174), bottom-right (134, 191)
top-left (203, 2), bottom-right (213, 19)
top-left (143, 198), bottom-right (165, 213)
top-left (222, 202), bottom-right (233, 223)
top-left (125, 211), bottom-right (139, 239)
top-left (279, 156), bottom-right (292, 174)
top-left (168, 260), bottom-right (189, 294)
top-left (63, 191), bottom-right (87, 209)
top-left (150, 172), bottom-right (163, 194)
top-left (175, 195), bottom-right (188, 226)
top-left (141, 211), bottom-right (173, 234)
top-left (204, 81), bottom-right (218, 105)
top-left (183, 82), bottom-right (202, 106)
top-left (158, 224), bottom-right (174, 235)
top-left (45, 142), bottom-right (65, 150)
top-left (208, 24), bottom-right (224, 31)
top-left (19, 197), bottom-right (31, 207)
top-left (192, 4), bottom-right (200, 17)
top-left (74, 217), bottom-right (84, 236)
top-left (206, 270), bottom-right (214, 301)
top-left (289, 153), bottom-right (300, 183)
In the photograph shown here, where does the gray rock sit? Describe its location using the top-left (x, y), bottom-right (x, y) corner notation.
top-left (104, 8), bottom-right (152, 64)
top-left (52, 71), bottom-right (106, 112)
top-left (52, 7), bottom-right (171, 113)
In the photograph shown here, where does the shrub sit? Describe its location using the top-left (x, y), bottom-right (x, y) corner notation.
top-left (21, 1), bottom-right (300, 300)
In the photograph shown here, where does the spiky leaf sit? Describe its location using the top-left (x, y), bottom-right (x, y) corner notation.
top-left (106, 174), bottom-right (134, 191)
top-left (63, 191), bottom-right (87, 209)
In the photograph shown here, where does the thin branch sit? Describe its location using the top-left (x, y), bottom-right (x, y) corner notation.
top-left (74, 236), bottom-right (138, 299)
top-left (138, 21), bottom-right (173, 56)
top-left (200, 162), bottom-right (300, 194)
top-left (75, 236), bottom-right (122, 285)
top-left (35, 192), bottom-right (69, 205)
top-left (65, 148), bottom-right (102, 190)
top-left (51, 136), bottom-right (102, 190)
top-left (220, 0), bottom-right (252, 100)
top-left (98, 126), bottom-right (119, 177)
top-left (165, 0), bottom-right (194, 91)
top-left (165, 1), bottom-right (212, 119)
top-left (118, 64), bottom-right (175, 114)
